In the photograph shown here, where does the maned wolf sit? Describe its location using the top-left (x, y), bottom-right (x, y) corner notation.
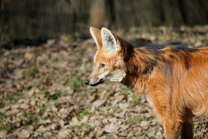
top-left (84, 27), bottom-right (208, 139)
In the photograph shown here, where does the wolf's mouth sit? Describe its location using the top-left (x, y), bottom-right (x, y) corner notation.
top-left (90, 79), bottom-right (105, 86)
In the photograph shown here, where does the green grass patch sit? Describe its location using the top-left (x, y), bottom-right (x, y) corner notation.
top-left (24, 65), bottom-right (39, 77)
top-left (32, 50), bottom-right (44, 57)
top-left (76, 113), bottom-right (84, 121)
top-left (11, 99), bottom-right (17, 104)
top-left (54, 100), bottom-right (59, 106)
top-left (106, 90), bottom-right (116, 97)
top-left (127, 115), bottom-right (143, 125)
top-left (70, 81), bottom-right (81, 93)
top-left (0, 113), bottom-right (6, 124)
top-left (5, 123), bottom-right (16, 132)
top-left (0, 102), bottom-right (5, 108)
top-left (38, 105), bottom-right (47, 114)
top-left (69, 125), bottom-right (80, 130)
top-left (42, 117), bottom-right (49, 120)
top-left (48, 90), bottom-right (63, 106)
top-left (132, 95), bottom-right (140, 105)
top-left (99, 88), bottom-right (105, 92)
top-left (0, 113), bottom-right (16, 132)
top-left (121, 87), bottom-right (129, 94)
top-left (32, 117), bottom-right (39, 124)
top-left (4, 92), bottom-right (24, 105)
top-left (45, 59), bottom-right (59, 68)
top-left (110, 112), bottom-right (115, 115)
top-left (84, 105), bottom-right (93, 116)
top-left (25, 110), bottom-right (33, 119)
top-left (69, 73), bottom-right (83, 93)
top-left (197, 124), bottom-right (202, 129)
top-left (140, 132), bottom-right (148, 136)
top-left (49, 111), bottom-right (54, 117)
top-left (55, 90), bottom-right (63, 98)
top-left (105, 104), bottom-right (109, 111)
top-left (118, 108), bottom-right (122, 112)
top-left (37, 90), bottom-right (47, 97)
top-left (76, 105), bottom-right (93, 121)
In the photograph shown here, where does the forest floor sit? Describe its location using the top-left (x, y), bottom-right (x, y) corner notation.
top-left (1, 26), bottom-right (208, 139)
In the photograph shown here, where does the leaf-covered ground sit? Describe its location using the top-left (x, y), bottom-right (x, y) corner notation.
top-left (0, 26), bottom-right (208, 139)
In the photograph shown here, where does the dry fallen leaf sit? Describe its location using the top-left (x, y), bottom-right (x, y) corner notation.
top-left (66, 96), bottom-right (76, 104)
top-left (28, 87), bottom-right (36, 97)
top-left (13, 69), bottom-right (23, 79)
top-left (43, 132), bottom-right (52, 138)
top-left (80, 116), bottom-right (89, 123)
top-left (103, 123), bottom-right (119, 133)
top-left (108, 118), bottom-right (118, 123)
top-left (112, 99), bottom-right (120, 106)
top-left (13, 120), bottom-right (21, 127)
top-left (195, 41), bottom-right (202, 48)
top-left (38, 125), bottom-right (48, 133)
top-left (5, 79), bottom-right (13, 88)
top-left (57, 129), bottom-right (71, 138)
top-left (14, 58), bottom-right (24, 66)
top-left (119, 103), bottom-right (129, 109)
top-left (70, 116), bottom-right (79, 125)
top-left (59, 120), bottom-right (65, 127)
top-left (141, 121), bottom-right (149, 130)
top-left (17, 129), bottom-right (30, 139)
top-left (50, 123), bottom-right (57, 130)
top-left (148, 131), bottom-right (156, 137)
top-left (0, 130), bottom-right (7, 138)
top-left (119, 124), bottom-right (128, 131)
top-left (92, 100), bottom-right (106, 108)
top-left (24, 52), bottom-right (35, 60)
top-left (114, 93), bottom-right (124, 101)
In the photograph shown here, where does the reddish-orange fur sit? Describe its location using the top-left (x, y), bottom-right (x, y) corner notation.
top-left (86, 27), bottom-right (208, 139)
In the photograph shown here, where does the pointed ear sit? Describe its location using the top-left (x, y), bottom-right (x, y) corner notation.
top-left (89, 27), bottom-right (102, 48)
top-left (101, 27), bottom-right (120, 55)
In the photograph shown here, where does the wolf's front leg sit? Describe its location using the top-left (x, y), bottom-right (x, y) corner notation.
top-left (163, 121), bottom-right (181, 139)
top-left (180, 119), bottom-right (193, 139)
top-left (163, 117), bottom-right (193, 139)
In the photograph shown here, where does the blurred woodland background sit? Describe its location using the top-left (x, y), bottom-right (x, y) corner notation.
top-left (1, 0), bottom-right (208, 46)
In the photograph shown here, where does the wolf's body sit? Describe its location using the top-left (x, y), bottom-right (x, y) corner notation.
top-left (85, 27), bottom-right (208, 139)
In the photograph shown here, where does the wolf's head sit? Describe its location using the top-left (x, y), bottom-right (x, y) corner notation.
top-left (84, 27), bottom-right (133, 86)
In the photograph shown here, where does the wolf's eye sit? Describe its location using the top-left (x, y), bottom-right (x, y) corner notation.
top-left (100, 63), bottom-right (105, 68)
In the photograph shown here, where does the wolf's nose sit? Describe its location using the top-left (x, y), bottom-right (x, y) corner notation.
top-left (84, 79), bottom-right (90, 85)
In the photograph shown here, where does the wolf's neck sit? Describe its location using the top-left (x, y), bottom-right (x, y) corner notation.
top-left (121, 48), bottom-right (157, 94)
top-left (121, 73), bottom-right (149, 95)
